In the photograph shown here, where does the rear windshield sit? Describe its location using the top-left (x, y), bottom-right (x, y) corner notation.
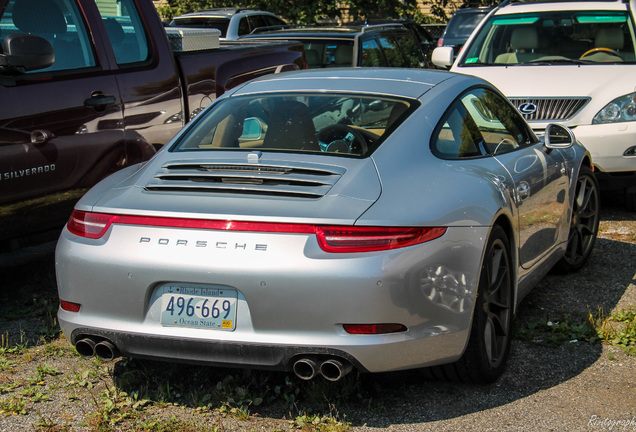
top-left (292, 40), bottom-right (354, 68)
top-left (460, 10), bottom-right (636, 65)
top-left (172, 93), bottom-right (416, 158)
top-left (170, 17), bottom-right (230, 37)
top-left (444, 11), bottom-right (490, 39)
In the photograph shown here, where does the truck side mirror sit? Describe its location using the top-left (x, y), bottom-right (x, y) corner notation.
top-left (0, 34), bottom-right (54, 74)
top-left (431, 46), bottom-right (454, 68)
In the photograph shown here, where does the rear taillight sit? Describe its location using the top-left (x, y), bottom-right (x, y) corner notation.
top-left (67, 211), bottom-right (119, 239)
top-left (315, 226), bottom-right (447, 253)
top-left (66, 210), bottom-right (446, 252)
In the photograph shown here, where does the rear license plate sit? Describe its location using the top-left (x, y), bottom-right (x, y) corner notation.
top-left (160, 285), bottom-right (237, 330)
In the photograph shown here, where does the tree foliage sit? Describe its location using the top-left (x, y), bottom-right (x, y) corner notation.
top-left (155, 0), bottom-right (449, 24)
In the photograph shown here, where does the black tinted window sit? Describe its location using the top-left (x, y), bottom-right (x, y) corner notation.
top-left (0, 0), bottom-right (96, 72)
top-left (361, 38), bottom-right (385, 66)
top-left (96, 0), bottom-right (150, 65)
top-left (433, 88), bottom-right (534, 159)
top-left (247, 15), bottom-right (268, 33)
top-left (264, 15), bottom-right (286, 27)
top-left (394, 33), bottom-right (425, 67)
top-left (378, 35), bottom-right (406, 67)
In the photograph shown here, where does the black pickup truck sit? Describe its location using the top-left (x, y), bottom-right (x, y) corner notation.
top-left (0, 0), bottom-right (305, 264)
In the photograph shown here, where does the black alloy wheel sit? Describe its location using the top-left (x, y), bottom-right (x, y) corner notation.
top-left (470, 225), bottom-right (513, 380)
top-left (553, 165), bottom-right (600, 273)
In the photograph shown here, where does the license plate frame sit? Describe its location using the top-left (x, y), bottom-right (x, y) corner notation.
top-left (160, 285), bottom-right (237, 330)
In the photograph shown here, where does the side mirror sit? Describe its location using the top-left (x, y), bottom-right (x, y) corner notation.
top-left (431, 46), bottom-right (454, 68)
top-left (0, 33), bottom-right (54, 74)
top-left (544, 123), bottom-right (575, 149)
top-left (241, 117), bottom-right (266, 140)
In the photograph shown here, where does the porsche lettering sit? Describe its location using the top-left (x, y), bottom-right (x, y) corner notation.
top-left (139, 237), bottom-right (267, 251)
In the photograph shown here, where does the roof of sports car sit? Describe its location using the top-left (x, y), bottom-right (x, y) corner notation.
top-left (229, 68), bottom-right (469, 99)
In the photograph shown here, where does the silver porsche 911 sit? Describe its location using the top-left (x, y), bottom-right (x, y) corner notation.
top-left (56, 68), bottom-right (599, 383)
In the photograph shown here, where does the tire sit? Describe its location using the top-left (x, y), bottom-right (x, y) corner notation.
top-left (552, 165), bottom-right (600, 273)
top-left (424, 225), bottom-right (513, 383)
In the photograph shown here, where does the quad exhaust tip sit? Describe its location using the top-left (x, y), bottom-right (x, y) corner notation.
top-left (292, 357), bottom-right (353, 382)
top-left (74, 338), bottom-right (120, 361)
top-left (75, 338), bottom-right (97, 359)
top-left (76, 339), bottom-right (351, 379)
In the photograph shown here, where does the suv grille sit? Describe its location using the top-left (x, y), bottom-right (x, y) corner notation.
top-left (509, 98), bottom-right (589, 121)
top-left (145, 162), bottom-right (345, 199)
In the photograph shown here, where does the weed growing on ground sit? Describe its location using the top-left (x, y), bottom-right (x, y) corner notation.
top-left (0, 395), bottom-right (28, 416)
top-left (515, 308), bottom-right (636, 356)
top-left (590, 307), bottom-right (636, 356)
top-left (514, 312), bottom-right (597, 346)
top-left (1, 330), bottom-right (28, 354)
top-left (291, 411), bottom-right (351, 432)
top-left (134, 416), bottom-right (217, 432)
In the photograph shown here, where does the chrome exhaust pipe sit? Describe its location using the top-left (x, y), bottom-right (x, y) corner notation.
top-left (75, 338), bottom-right (97, 359)
top-left (320, 359), bottom-right (353, 382)
top-left (94, 340), bottom-right (119, 361)
top-left (293, 357), bottom-right (320, 380)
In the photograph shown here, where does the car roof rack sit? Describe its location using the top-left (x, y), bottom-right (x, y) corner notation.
top-left (358, 23), bottom-right (407, 33)
top-left (249, 24), bottom-right (295, 35)
top-left (191, 8), bottom-right (260, 14)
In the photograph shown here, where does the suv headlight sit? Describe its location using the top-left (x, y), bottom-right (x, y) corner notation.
top-left (593, 92), bottom-right (636, 124)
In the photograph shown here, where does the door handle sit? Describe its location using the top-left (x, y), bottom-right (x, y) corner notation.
top-left (84, 93), bottom-right (116, 109)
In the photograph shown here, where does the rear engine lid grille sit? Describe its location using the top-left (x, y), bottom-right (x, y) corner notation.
top-left (509, 97), bottom-right (589, 121)
top-left (145, 161), bottom-right (346, 199)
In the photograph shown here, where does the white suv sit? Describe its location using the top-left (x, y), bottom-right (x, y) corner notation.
top-left (169, 8), bottom-right (288, 40)
top-left (433, 0), bottom-right (636, 207)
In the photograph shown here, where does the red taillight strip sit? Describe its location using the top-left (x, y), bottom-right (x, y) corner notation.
top-left (315, 226), bottom-right (447, 253)
top-left (67, 210), bottom-right (315, 239)
top-left (67, 211), bottom-right (118, 239)
top-left (66, 210), bottom-right (446, 252)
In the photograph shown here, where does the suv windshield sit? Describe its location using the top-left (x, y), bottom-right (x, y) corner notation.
top-left (460, 10), bottom-right (636, 65)
top-left (173, 93), bottom-right (415, 157)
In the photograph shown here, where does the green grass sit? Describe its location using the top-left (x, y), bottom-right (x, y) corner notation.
top-left (515, 308), bottom-right (636, 356)
top-left (291, 412), bottom-right (351, 432)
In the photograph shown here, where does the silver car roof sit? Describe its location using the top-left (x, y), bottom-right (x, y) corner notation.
top-left (228, 68), bottom-right (469, 100)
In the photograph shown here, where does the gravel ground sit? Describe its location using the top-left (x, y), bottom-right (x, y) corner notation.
top-left (0, 195), bottom-right (634, 432)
